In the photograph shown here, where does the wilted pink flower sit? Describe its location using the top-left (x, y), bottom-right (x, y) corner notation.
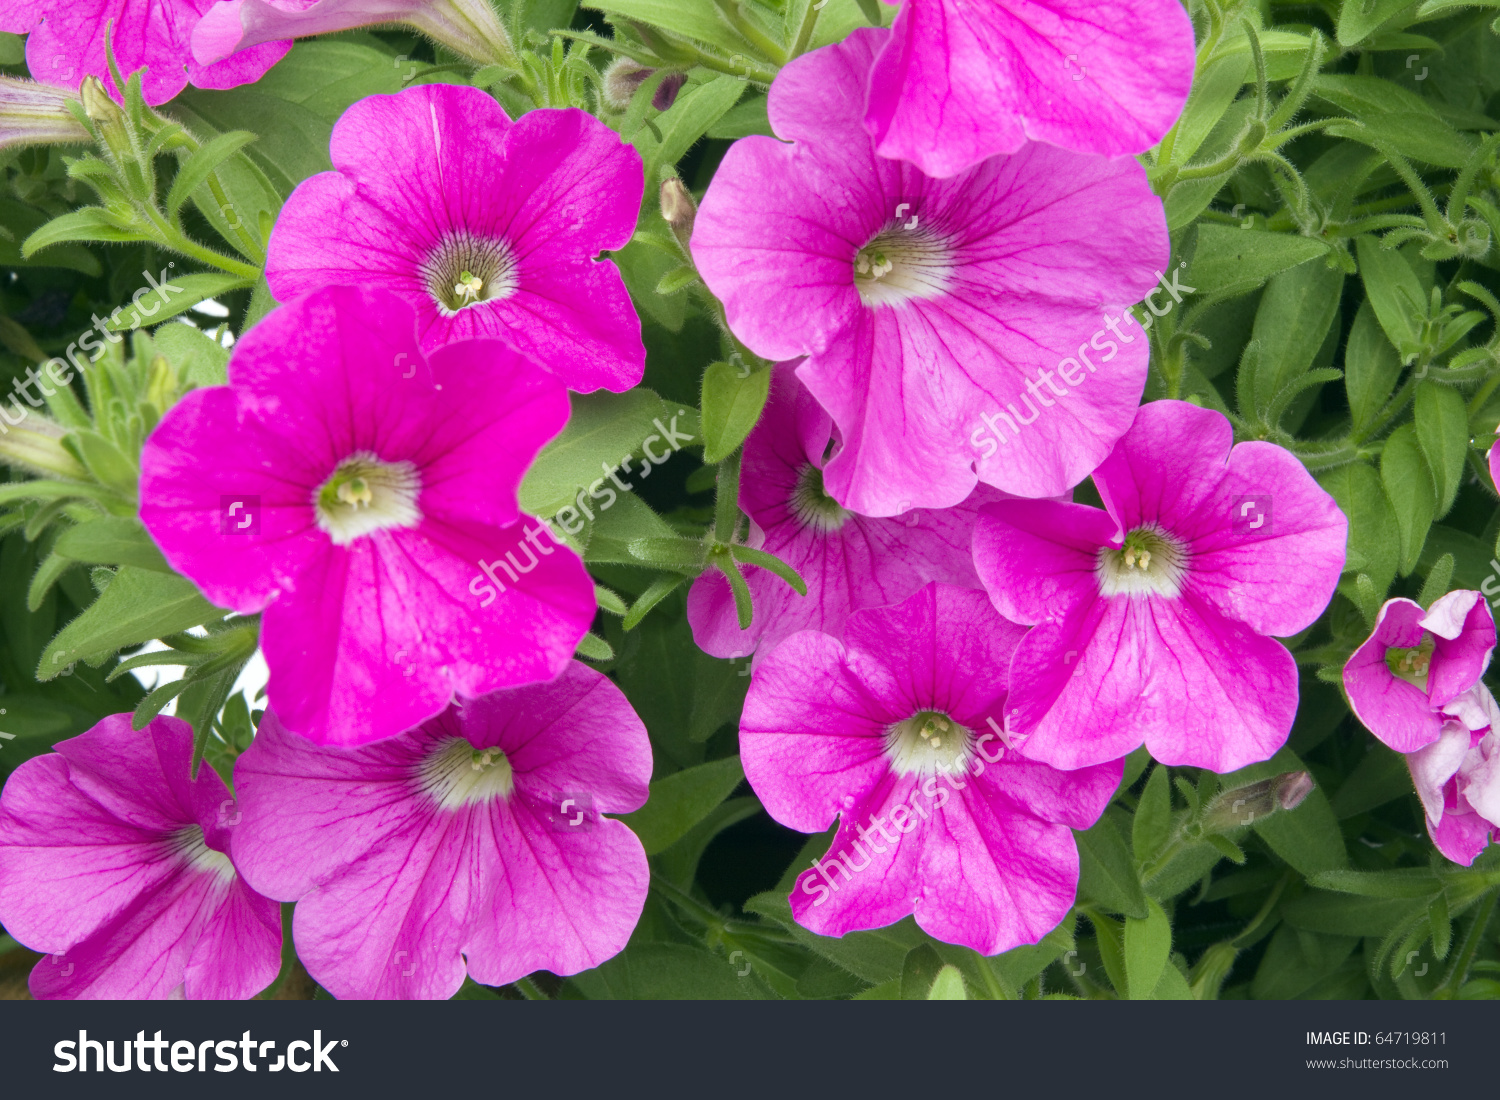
top-left (231, 665), bottom-right (651, 999)
top-left (139, 286), bottom-right (595, 748)
top-left (193, 0), bottom-right (516, 70)
top-left (265, 83), bottom-right (646, 392)
top-left (1, 0), bottom-right (289, 105)
top-left (974, 400), bottom-right (1347, 772)
top-left (740, 583), bottom-right (1121, 955)
top-left (866, 0), bottom-right (1196, 178)
top-left (1343, 592), bottom-right (1495, 753)
top-left (692, 29), bottom-right (1168, 516)
top-left (1407, 687), bottom-right (1500, 866)
top-left (0, 715), bottom-right (280, 999)
top-left (688, 362), bottom-right (1000, 664)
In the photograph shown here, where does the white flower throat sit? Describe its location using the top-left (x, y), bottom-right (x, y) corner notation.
top-left (1097, 525), bottom-right (1188, 598)
top-left (314, 451), bottom-right (422, 545)
top-left (422, 231), bottom-right (519, 314)
top-left (853, 220), bottom-right (953, 308)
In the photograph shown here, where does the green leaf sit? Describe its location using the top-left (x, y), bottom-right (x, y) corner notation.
top-left (707, 94), bottom-right (772, 139)
top-left (151, 322), bottom-right (230, 387)
top-left (1357, 236), bottom-right (1425, 359)
top-left (1223, 749), bottom-right (1349, 875)
top-left (1308, 869), bottom-right (1442, 898)
top-left (899, 943), bottom-right (948, 1000)
top-left (1317, 75), bottom-right (1475, 168)
top-left (37, 567), bottom-right (225, 679)
top-left (1184, 226), bottom-right (1328, 304)
top-left (1243, 260), bottom-right (1344, 424)
top-left (1345, 300), bottom-right (1403, 434)
top-left (1075, 812), bottom-right (1149, 919)
top-left (1381, 424), bottom-right (1438, 574)
top-left (642, 74), bottom-right (746, 183)
top-left (53, 516), bottom-right (171, 572)
top-left (165, 130), bottom-right (258, 217)
top-left (1163, 52), bottom-right (1249, 166)
top-left (1252, 926), bottom-right (1361, 999)
top-left (22, 209), bottom-right (150, 257)
top-left (1124, 898), bottom-right (1172, 999)
top-left (1331, 743), bottom-right (1417, 819)
top-left (1319, 461), bottom-right (1398, 595)
top-left (1413, 381), bottom-right (1469, 516)
top-left (568, 942), bottom-right (773, 999)
top-left (105, 273), bottom-right (253, 331)
top-left (744, 887), bottom-right (917, 986)
top-left (0, 199), bottom-right (100, 275)
top-left (67, 430), bottom-right (138, 498)
top-left (588, 0), bottom-right (753, 55)
top-left (242, 39), bottom-right (409, 123)
top-left (519, 389), bottom-right (670, 518)
top-left (575, 631), bottom-right (614, 661)
top-left (926, 965), bottom-right (968, 1000)
top-left (619, 754), bottom-right (744, 854)
top-left (700, 361), bottom-right (771, 464)
top-left (1337, 0), bottom-right (1421, 45)
top-left (1133, 765), bottom-right (1172, 865)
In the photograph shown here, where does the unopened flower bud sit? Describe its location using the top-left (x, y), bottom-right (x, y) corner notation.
top-left (603, 58), bottom-right (687, 111)
top-left (1274, 770), bottom-right (1314, 811)
top-left (661, 177), bottom-right (697, 254)
top-left (0, 75), bottom-right (89, 154)
top-left (79, 76), bottom-right (123, 127)
top-left (603, 58), bottom-right (653, 110)
top-left (0, 413), bottom-right (89, 481)
top-left (1202, 770), bottom-right (1315, 831)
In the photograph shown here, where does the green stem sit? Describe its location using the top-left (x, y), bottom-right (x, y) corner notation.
top-left (788, 0), bottom-right (822, 58)
top-left (713, 0), bottom-right (787, 66)
top-left (1434, 892), bottom-right (1495, 998)
top-left (140, 202), bottom-right (261, 280)
top-left (714, 448), bottom-right (742, 544)
top-left (204, 171), bottom-right (266, 266)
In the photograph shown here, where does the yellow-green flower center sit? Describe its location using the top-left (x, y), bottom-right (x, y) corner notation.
top-left (1386, 635), bottom-right (1435, 692)
top-left (314, 451), bottom-right (421, 545)
top-left (884, 709), bottom-right (972, 777)
top-left (789, 463), bottom-right (850, 532)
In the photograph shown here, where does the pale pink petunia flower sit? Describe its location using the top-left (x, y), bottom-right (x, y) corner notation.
top-left (866, 0), bottom-right (1197, 177)
top-left (0, 715), bottom-right (280, 999)
top-left (1, 0), bottom-right (289, 105)
top-left (688, 362), bottom-right (1001, 665)
top-left (264, 83), bottom-right (646, 391)
top-left (230, 665), bottom-right (652, 999)
top-left (692, 28), bottom-right (1169, 516)
top-left (1342, 591), bottom-right (1495, 754)
top-left (740, 583), bottom-right (1121, 955)
top-left (138, 286), bottom-right (596, 748)
top-left (974, 400), bottom-right (1347, 773)
top-left (1407, 686), bottom-right (1500, 866)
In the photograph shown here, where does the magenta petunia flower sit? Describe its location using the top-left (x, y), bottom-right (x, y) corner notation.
top-left (139, 285), bottom-right (595, 748)
top-left (265, 83), bottom-right (645, 392)
top-left (740, 583), bottom-right (1121, 954)
top-left (193, 0), bottom-right (516, 70)
top-left (692, 29), bottom-right (1168, 516)
top-left (230, 664), bottom-right (651, 999)
top-left (865, 0), bottom-right (1197, 178)
top-left (0, 715), bottom-right (280, 999)
top-left (688, 362), bottom-right (1000, 664)
top-left (974, 400), bottom-right (1347, 773)
top-left (1407, 688), bottom-right (1500, 865)
top-left (1343, 592), bottom-right (1495, 754)
top-left (1, 0), bottom-right (289, 105)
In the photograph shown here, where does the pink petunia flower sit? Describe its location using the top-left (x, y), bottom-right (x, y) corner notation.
top-left (264, 83), bottom-right (645, 391)
top-left (0, 715), bottom-right (280, 999)
top-left (692, 28), bottom-right (1168, 516)
top-left (974, 400), bottom-right (1347, 773)
top-left (193, 0), bottom-right (516, 71)
top-left (1407, 687), bottom-right (1500, 865)
top-left (1, 0), bottom-right (289, 105)
top-left (138, 285), bottom-right (595, 748)
top-left (230, 664), bottom-right (651, 999)
top-left (688, 362), bottom-right (1000, 664)
top-left (740, 583), bottom-right (1121, 954)
top-left (866, 0), bottom-right (1197, 178)
top-left (1343, 592), bottom-right (1495, 754)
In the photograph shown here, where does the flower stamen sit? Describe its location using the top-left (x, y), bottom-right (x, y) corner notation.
top-left (1097, 525), bottom-right (1188, 598)
top-left (315, 451), bottom-right (421, 545)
